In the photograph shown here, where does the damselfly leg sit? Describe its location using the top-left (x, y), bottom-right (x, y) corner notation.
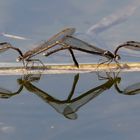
top-left (68, 48), bottom-right (79, 67)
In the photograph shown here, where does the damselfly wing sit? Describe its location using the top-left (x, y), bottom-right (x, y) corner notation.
top-left (62, 35), bottom-right (106, 53)
top-left (22, 28), bottom-right (76, 59)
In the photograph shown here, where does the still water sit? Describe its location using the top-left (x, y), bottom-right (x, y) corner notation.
top-left (0, 72), bottom-right (140, 140)
top-left (0, 0), bottom-right (140, 139)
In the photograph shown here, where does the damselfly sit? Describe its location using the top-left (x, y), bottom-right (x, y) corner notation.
top-left (0, 42), bottom-right (23, 57)
top-left (0, 28), bottom-right (79, 67)
top-left (16, 27), bottom-right (80, 67)
top-left (43, 35), bottom-right (120, 66)
top-left (114, 41), bottom-right (140, 57)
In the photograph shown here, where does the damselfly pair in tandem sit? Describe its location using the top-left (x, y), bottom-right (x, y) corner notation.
top-left (0, 27), bottom-right (140, 69)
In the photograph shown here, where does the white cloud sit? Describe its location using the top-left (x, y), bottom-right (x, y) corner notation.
top-left (86, 0), bottom-right (140, 36)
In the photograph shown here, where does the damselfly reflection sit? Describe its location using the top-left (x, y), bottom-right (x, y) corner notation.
top-left (0, 73), bottom-right (140, 119)
top-left (0, 86), bottom-right (23, 99)
top-left (0, 82), bottom-right (23, 99)
top-left (123, 82), bottom-right (140, 95)
top-left (115, 78), bottom-right (140, 95)
top-left (0, 74), bottom-right (40, 99)
top-left (0, 73), bottom-right (121, 120)
top-left (17, 73), bottom-right (121, 120)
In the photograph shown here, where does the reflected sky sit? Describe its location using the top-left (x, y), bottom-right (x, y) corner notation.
top-left (0, 72), bottom-right (140, 139)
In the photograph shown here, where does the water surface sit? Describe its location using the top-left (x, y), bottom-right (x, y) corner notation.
top-left (0, 0), bottom-right (140, 139)
top-left (0, 72), bottom-right (140, 140)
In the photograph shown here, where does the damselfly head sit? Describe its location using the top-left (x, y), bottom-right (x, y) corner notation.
top-left (16, 56), bottom-right (23, 62)
top-left (115, 54), bottom-right (121, 60)
top-left (104, 51), bottom-right (115, 59)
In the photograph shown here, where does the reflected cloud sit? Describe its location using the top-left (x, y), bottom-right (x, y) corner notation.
top-left (0, 122), bottom-right (15, 134)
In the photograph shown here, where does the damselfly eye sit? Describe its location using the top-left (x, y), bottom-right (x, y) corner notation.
top-left (115, 55), bottom-right (121, 60)
top-left (16, 56), bottom-right (22, 62)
